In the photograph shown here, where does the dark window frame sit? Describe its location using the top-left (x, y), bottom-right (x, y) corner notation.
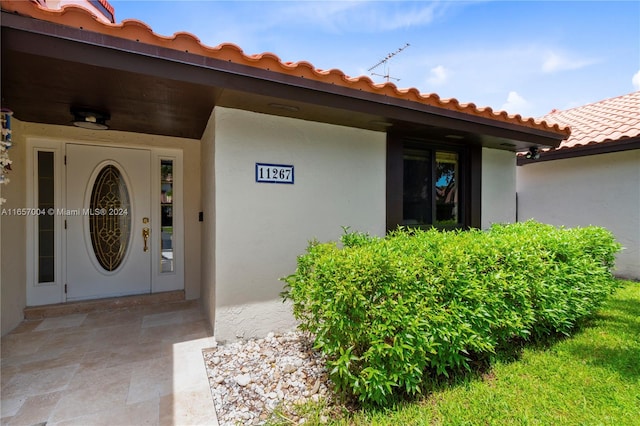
top-left (386, 134), bottom-right (481, 232)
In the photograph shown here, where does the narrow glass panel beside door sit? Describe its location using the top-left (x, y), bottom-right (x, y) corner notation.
top-left (38, 151), bottom-right (55, 283)
top-left (160, 160), bottom-right (174, 273)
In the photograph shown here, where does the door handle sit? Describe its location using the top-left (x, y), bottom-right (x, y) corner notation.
top-left (142, 227), bottom-right (150, 252)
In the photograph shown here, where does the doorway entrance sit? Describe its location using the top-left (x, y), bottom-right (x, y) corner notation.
top-left (66, 144), bottom-right (151, 300)
top-left (26, 140), bottom-right (184, 306)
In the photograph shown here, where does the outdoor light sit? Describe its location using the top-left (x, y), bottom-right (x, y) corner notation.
top-left (71, 108), bottom-right (110, 130)
top-left (525, 147), bottom-right (540, 160)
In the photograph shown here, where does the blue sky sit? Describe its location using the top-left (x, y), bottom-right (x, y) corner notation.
top-left (109, 1), bottom-right (640, 118)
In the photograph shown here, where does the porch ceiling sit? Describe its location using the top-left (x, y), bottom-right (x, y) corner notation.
top-left (1, 47), bottom-right (407, 141)
top-left (1, 11), bottom-right (564, 150)
top-left (2, 49), bottom-right (219, 139)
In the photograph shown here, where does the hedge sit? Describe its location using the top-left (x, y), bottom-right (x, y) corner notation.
top-left (281, 221), bottom-right (621, 406)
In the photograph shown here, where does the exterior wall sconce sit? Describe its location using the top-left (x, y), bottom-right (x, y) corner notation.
top-left (71, 108), bottom-right (110, 130)
top-left (525, 147), bottom-right (540, 160)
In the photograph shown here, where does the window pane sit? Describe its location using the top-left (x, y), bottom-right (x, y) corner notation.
top-left (89, 165), bottom-right (131, 272)
top-left (435, 151), bottom-right (458, 225)
top-left (403, 149), bottom-right (431, 225)
top-left (37, 151), bottom-right (55, 283)
top-left (160, 160), bottom-right (174, 273)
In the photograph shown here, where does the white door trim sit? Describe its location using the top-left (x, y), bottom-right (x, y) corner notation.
top-left (25, 139), bottom-right (65, 306)
top-left (25, 138), bottom-right (184, 306)
top-left (151, 148), bottom-right (184, 294)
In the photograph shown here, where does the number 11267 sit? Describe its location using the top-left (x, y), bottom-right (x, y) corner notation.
top-left (255, 163), bottom-right (294, 184)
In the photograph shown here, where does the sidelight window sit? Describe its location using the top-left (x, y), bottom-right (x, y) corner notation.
top-left (37, 151), bottom-right (55, 282)
top-left (160, 160), bottom-right (174, 273)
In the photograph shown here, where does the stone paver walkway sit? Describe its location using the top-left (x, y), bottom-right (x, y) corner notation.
top-left (1, 301), bottom-right (219, 425)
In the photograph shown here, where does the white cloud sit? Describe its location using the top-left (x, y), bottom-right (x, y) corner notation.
top-left (378, 4), bottom-right (439, 31)
top-left (542, 51), bottom-right (595, 73)
top-left (276, 1), bottom-right (451, 33)
top-left (407, 45), bottom-right (599, 115)
top-left (501, 91), bottom-right (530, 115)
top-left (632, 70), bottom-right (640, 90)
top-left (427, 65), bottom-right (448, 86)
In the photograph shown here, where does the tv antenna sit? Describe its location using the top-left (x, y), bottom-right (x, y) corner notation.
top-left (368, 43), bottom-right (410, 82)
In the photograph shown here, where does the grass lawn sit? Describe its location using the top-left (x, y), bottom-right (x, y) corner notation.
top-left (274, 280), bottom-right (640, 425)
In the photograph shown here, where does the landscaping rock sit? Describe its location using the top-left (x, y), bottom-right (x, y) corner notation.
top-left (203, 331), bottom-right (331, 425)
top-left (235, 374), bottom-right (251, 387)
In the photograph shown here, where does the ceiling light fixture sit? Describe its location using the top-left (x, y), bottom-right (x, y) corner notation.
top-left (71, 108), bottom-right (110, 130)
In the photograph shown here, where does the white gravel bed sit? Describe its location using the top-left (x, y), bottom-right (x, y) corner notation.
top-left (203, 331), bottom-right (332, 425)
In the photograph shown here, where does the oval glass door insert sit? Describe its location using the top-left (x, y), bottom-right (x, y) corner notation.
top-left (89, 165), bottom-right (131, 271)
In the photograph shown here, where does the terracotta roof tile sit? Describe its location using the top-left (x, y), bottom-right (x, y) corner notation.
top-left (541, 91), bottom-right (640, 149)
top-left (2, 0), bottom-right (570, 138)
top-left (97, 0), bottom-right (114, 17)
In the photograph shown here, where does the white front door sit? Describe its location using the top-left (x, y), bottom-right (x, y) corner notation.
top-left (66, 144), bottom-right (151, 301)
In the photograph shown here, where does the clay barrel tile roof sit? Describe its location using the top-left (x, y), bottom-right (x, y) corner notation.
top-left (2, 0), bottom-right (570, 138)
top-left (541, 91), bottom-right (640, 149)
top-left (98, 0), bottom-right (114, 16)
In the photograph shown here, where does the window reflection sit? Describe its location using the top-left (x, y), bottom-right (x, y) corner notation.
top-left (402, 149), bottom-right (459, 227)
top-left (435, 152), bottom-right (458, 225)
top-left (403, 149), bottom-right (432, 226)
top-left (160, 160), bottom-right (174, 273)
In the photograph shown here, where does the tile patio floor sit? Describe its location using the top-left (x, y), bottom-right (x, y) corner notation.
top-left (0, 301), bottom-right (219, 425)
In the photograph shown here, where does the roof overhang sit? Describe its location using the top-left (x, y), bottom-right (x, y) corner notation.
top-left (517, 136), bottom-right (640, 165)
top-left (2, 10), bottom-right (566, 150)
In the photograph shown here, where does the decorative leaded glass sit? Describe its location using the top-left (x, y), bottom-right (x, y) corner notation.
top-left (89, 165), bottom-right (131, 271)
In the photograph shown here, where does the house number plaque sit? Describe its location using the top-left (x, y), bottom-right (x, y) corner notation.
top-left (255, 163), bottom-right (294, 184)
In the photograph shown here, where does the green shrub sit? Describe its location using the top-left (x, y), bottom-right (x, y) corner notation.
top-left (281, 221), bottom-right (621, 406)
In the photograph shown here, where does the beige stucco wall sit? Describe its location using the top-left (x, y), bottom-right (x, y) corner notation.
top-left (1, 119), bottom-right (27, 336)
top-left (517, 150), bottom-right (640, 279)
top-left (211, 107), bottom-right (387, 341)
top-left (0, 119), bottom-right (202, 335)
top-left (481, 147), bottom-right (517, 229)
top-left (200, 111), bottom-right (216, 335)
